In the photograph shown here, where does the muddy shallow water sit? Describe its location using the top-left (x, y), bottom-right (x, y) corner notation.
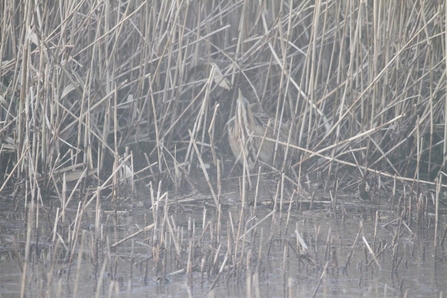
top-left (0, 178), bottom-right (446, 297)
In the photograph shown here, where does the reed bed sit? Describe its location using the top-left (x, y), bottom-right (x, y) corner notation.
top-left (0, 0), bottom-right (446, 296)
top-left (1, 0), bottom-right (445, 197)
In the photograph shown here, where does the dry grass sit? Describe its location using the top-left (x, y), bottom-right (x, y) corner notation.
top-left (0, 0), bottom-right (446, 296)
top-left (1, 1), bottom-right (445, 198)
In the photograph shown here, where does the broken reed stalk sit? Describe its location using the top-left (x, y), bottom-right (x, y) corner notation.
top-left (73, 230), bottom-right (86, 298)
top-left (20, 199), bottom-right (34, 298)
top-left (362, 237), bottom-right (381, 270)
top-left (434, 176), bottom-right (441, 248)
top-left (312, 262), bottom-right (329, 298)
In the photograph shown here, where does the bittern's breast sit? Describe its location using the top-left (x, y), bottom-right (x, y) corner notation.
top-left (227, 90), bottom-right (294, 170)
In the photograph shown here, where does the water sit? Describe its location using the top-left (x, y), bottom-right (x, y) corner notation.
top-left (0, 180), bottom-right (445, 297)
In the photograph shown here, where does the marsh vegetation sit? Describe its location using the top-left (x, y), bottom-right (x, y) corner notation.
top-left (1, 0), bottom-right (447, 297)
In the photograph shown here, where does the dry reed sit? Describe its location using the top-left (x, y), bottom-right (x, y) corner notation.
top-left (0, 0), bottom-right (445, 297)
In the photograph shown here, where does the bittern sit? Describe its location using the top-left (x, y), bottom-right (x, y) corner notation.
top-left (227, 89), bottom-right (295, 171)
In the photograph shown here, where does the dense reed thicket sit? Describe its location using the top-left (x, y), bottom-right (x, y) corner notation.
top-left (0, 0), bottom-right (446, 198)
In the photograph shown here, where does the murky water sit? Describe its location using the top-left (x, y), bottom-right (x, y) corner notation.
top-left (0, 180), bottom-right (446, 297)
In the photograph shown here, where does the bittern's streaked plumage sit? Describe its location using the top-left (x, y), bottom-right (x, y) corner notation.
top-left (227, 89), bottom-right (295, 170)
